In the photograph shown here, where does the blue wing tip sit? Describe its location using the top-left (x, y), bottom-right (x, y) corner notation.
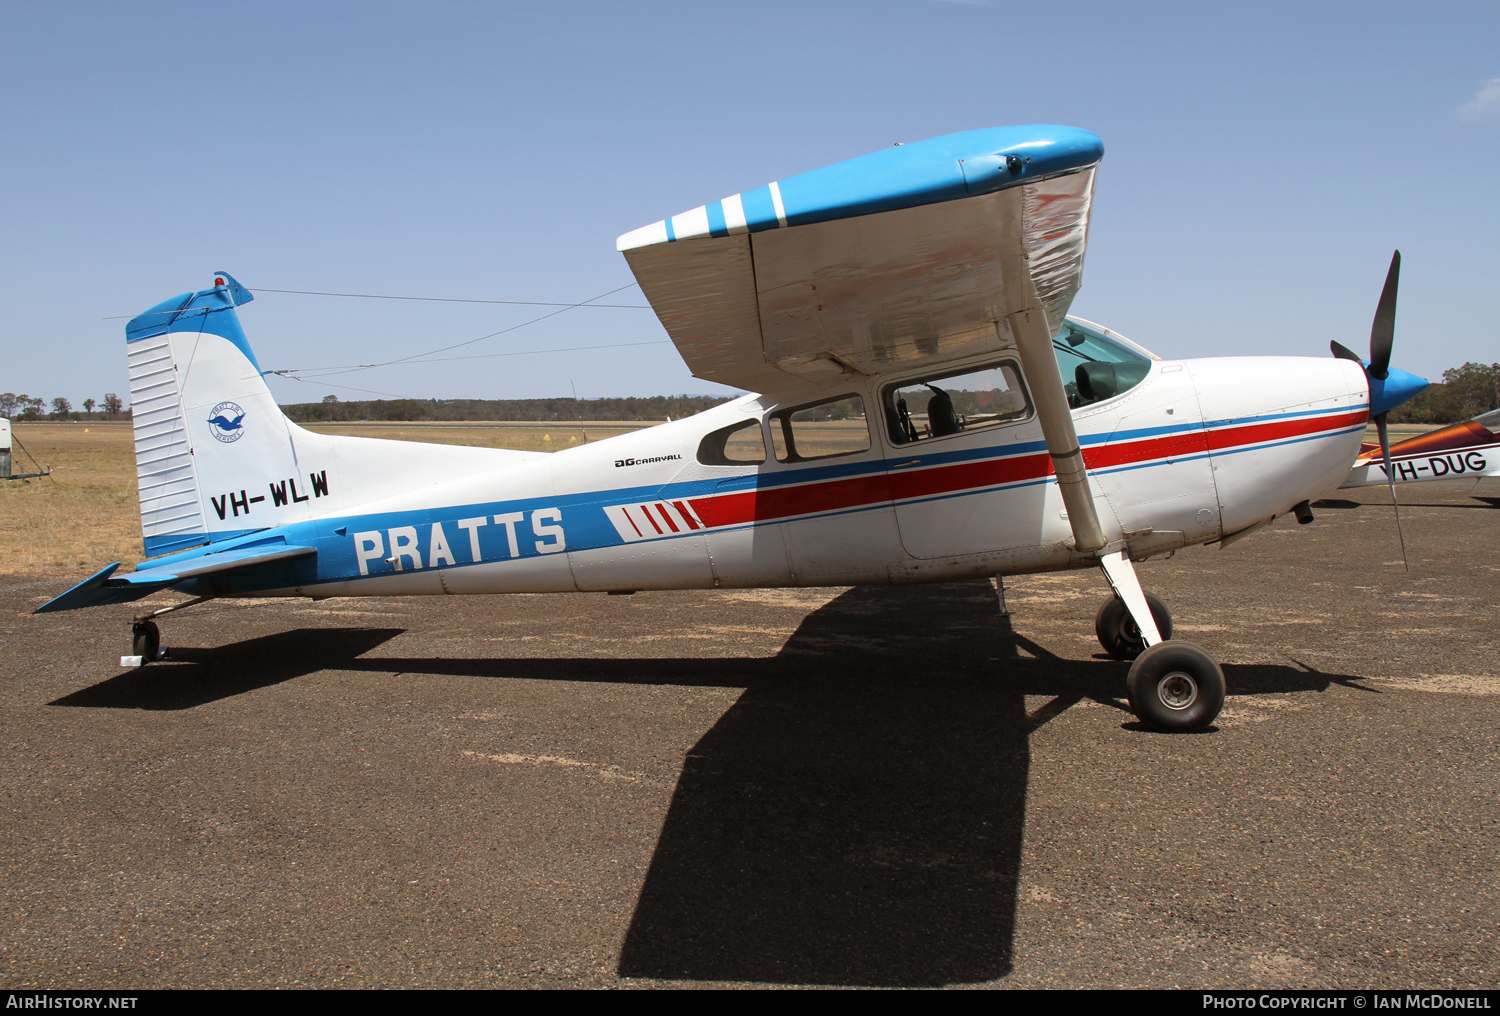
top-left (34, 562), bottom-right (122, 613)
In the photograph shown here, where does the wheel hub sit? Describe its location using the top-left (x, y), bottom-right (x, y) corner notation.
top-left (1156, 671), bottom-right (1199, 711)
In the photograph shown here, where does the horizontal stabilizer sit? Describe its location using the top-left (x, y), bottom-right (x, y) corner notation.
top-left (35, 544), bottom-right (317, 613)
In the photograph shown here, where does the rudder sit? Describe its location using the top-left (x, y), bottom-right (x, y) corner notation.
top-left (127, 272), bottom-right (287, 556)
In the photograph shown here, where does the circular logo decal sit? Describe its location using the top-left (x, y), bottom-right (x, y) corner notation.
top-left (207, 401), bottom-right (247, 443)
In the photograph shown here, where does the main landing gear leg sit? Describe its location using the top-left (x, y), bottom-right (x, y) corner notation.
top-left (121, 596), bottom-right (211, 668)
top-left (1097, 550), bottom-right (1224, 732)
top-left (992, 575), bottom-right (1011, 616)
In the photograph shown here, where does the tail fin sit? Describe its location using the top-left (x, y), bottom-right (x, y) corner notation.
top-left (126, 273), bottom-right (538, 558)
top-left (128, 272), bottom-right (283, 555)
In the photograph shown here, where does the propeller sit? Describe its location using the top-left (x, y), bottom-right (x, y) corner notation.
top-left (1331, 251), bottom-right (1408, 570)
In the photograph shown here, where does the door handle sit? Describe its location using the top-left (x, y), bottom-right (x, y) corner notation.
top-left (893, 459), bottom-right (922, 468)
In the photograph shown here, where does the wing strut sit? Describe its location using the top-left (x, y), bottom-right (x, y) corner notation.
top-left (997, 196), bottom-right (1108, 551)
top-left (1001, 234), bottom-right (1159, 648)
top-left (1005, 301), bottom-right (1108, 554)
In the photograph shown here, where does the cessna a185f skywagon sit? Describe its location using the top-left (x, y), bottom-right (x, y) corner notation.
top-left (39, 125), bottom-right (1431, 732)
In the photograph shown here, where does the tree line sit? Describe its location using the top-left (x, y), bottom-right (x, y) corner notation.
top-left (1, 393), bottom-right (124, 421)
top-left (5, 362), bottom-right (1499, 427)
top-left (281, 394), bottom-right (737, 423)
top-left (280, 365), bottom-right (1500, 427)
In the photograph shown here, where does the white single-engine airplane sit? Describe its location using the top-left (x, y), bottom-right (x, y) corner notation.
top-left (39, 125), bottom-right (1431, 732)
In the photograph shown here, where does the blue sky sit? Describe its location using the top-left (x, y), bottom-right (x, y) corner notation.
top-left (3, 1), bottom-right (1497, 407)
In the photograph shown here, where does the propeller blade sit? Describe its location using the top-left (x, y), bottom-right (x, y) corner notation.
top-left (1375, 411), bottom-right (1409, 571)
top-left (1330, 340), bottom-right (1364, 363)
top-left (1369, 250), bottom-right (1400, 381)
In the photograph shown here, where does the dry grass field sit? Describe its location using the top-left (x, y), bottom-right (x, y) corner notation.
top-left (1365, 421), bottom-right (1441, 439)
top-left (0, 421), bottom-right (656, 580)
top-left (302, 421), bottom-right (644, 453)
top-left (0, 424), bottom-right (140, 577)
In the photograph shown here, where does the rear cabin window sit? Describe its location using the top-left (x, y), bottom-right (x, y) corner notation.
top-left (769, 395), bottom-right (871, 462)
top-left (697, 419), bottom-right (767, 465)
top-left (884, 362), bottom-right (1031, 445)
top-left (1053, 323), bottom-right (1153, 408)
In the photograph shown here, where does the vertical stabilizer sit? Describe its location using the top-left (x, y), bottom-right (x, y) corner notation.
top-left (127, 272), bottom-right (273, 556)
top-left (123, 273), bottom-right (540, 560)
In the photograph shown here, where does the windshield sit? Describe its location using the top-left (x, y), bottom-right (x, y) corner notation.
top-left (1053, 318), bottom-right (1155, 408)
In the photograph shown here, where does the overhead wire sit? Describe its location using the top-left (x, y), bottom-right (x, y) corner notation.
top-left (227, 281), bottom-right (670, 400)
top-left (272, 375), bottom-right (415, 400)
top-left (267, 340), bottom-right (671, 381)
top-left (107, 279), bottom-right (663, 362)
top-left (247, 287), bottom-right (651, 309)
top-left (100, 280), bottom-right (668, 401)
top-left (337, 282), bottom-right (645, 372)
top-left (269, 283), bottom-right (650, 379)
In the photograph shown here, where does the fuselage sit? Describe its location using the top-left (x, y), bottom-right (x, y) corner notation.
top-left (143, 354), bottom-right (1370, 600)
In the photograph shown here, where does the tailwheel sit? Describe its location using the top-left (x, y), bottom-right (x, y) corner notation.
top-left (1126, 641), bottom-right (1225, 732)
top-left (1095, 591), bottom-right (1172, 660)
top-left (131, 620), bottom-right (160, 666)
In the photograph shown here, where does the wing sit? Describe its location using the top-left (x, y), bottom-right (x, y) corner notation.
top-left (618, 125), bottom-right (1103, 397)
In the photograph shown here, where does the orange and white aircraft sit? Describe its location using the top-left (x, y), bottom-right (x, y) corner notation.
top-left (1343, 409), bottom-right (1500, 493)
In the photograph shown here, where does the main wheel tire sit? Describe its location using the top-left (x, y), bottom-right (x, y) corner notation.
top-left (1094, 591), bottom-right (1172, 660)
top-left (131, 621), bottom-right (160, 665)
top-left (1126, 640), bottom-right (1225, 732)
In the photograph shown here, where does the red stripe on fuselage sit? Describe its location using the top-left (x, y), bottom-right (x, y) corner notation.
top-left (623, 511), bottom-right (644, 538)
top-left (889, 451), bottom-right (1052, 502)
top-left (671, 500), bottom-right (700, 529)
top-left (690, 473), bottom-right (894, 529)
top-left (1084, 430), bottom-right (1208, 469)
top-left (640, 506), bottom-right (664, 534)
top-left (1203, 410), bottom-right (1367, 453)
top-left (684, 410), bottom-right (1362, 530)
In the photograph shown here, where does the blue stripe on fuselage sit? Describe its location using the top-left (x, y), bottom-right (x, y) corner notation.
top-left (161, 403), bottom-right (1364, 595)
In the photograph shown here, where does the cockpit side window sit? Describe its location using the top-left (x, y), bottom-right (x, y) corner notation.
top-left (883, 362), bottom-right (1031, 446)
top-left (697, 419), bottom-right (767, 465)
top-left (768, 395), bottom-right (870, 462)
top-left (1053, 323), bottom-right (1153, 408)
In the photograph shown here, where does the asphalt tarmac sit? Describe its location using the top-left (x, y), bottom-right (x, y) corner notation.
top-left (2, 484), bottom-right (1496, 989)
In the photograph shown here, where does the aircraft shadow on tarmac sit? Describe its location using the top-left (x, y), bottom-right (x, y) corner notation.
top-left (606, 582), bottom-right (1368, 987)
top-left (47, 581), bottom-right (1369, 986)
top-left (48, 627), bottom-right (405, 710)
